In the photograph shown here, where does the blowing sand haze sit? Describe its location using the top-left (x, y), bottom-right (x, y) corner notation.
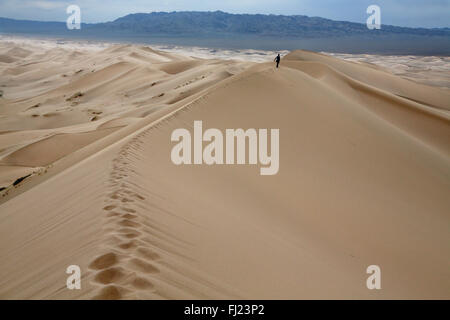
top-left (0, 33), bottom-right (449, 301)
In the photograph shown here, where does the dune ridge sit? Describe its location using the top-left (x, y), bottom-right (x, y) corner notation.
top-left (0, 39), bottom-right (449, 299)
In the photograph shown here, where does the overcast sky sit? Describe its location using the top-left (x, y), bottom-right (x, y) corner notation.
top-left (0, 0), bottom-right (449, 28)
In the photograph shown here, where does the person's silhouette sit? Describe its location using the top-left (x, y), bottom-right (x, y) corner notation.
top-left (274, 54), bottom-right (281, 68)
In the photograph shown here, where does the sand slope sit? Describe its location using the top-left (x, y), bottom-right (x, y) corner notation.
top-left (0, 41), bottom-right (449, 299)
top-left (0, 41), bottom-right (250, 192)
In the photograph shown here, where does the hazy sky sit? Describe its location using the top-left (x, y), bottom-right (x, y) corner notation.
top-left (0, 0), bottom-right (449, 28)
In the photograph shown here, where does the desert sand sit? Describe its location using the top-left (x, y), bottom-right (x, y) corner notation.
top-left (327, 52), bottom-right (450, 89)
top-left (0, 37), bottom-right (449, 299)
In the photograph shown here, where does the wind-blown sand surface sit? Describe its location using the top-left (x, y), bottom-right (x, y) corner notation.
top-left (327, 52), bottom-right (450, 89)
top-left (0, 37), bottom-right (449, 299)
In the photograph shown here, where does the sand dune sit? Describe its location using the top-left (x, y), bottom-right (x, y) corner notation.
top-left (0, 39), bottom-right (449, 299)
top-left (327, 53), bottom-right (450, 89)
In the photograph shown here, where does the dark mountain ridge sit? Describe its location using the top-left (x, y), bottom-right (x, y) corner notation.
top-left (1, 11), bottom-right (449, 37)
top-left (104, 11), bottom-right (450, 37)
top-left (1, 11), bottom-right (449, 54)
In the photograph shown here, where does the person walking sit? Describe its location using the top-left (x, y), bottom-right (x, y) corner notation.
top-left (274, 53), bottom-right (281, 68)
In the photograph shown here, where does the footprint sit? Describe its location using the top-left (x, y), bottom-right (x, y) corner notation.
top-left (129, 258), bottom-right (159, 274)
top-left (93, 285), bottom-right (122, 300)
top-left (131, 277), bottom-right (154, 290)
top-left (137, 247), bottom-right (161, 260)
top-left (118, 219), bottom-right (141, 228)
top-left (122, 207), bottom-right (136, 213)
top-left (124, 233), bottom-right (140, 239)
top-left (118, 227), bottom-right (140, 233)
top-left (94, 267), bottom-right (125, 284)
top-left (106, 212), bottom-right (121, 218)
top-left (89, 253), bottom-right (118, 270)
top-left (117, 228), bottom-right (142, 239)
top-left (118, 240), bottom-right (139, 250)
top-left (103, 205), bottom-right (117, 211)
top-left (122, 213), bottom-right (138, 220)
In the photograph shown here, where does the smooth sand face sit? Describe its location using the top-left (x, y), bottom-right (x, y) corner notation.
top-left (327, 52), bottom-right (450, 89)
top-left (0, 37), bottom-right (449, 299)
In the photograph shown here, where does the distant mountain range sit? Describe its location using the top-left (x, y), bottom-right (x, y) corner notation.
top-left (105, 11), bottom-right (450, 37)
top-left (1, 11), bottom-right (449, 37)
top-left (1, 11), bottom-right (449, 54)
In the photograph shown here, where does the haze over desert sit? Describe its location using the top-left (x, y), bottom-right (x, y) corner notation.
top-left (0, 36), bottom-right (449, 300)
